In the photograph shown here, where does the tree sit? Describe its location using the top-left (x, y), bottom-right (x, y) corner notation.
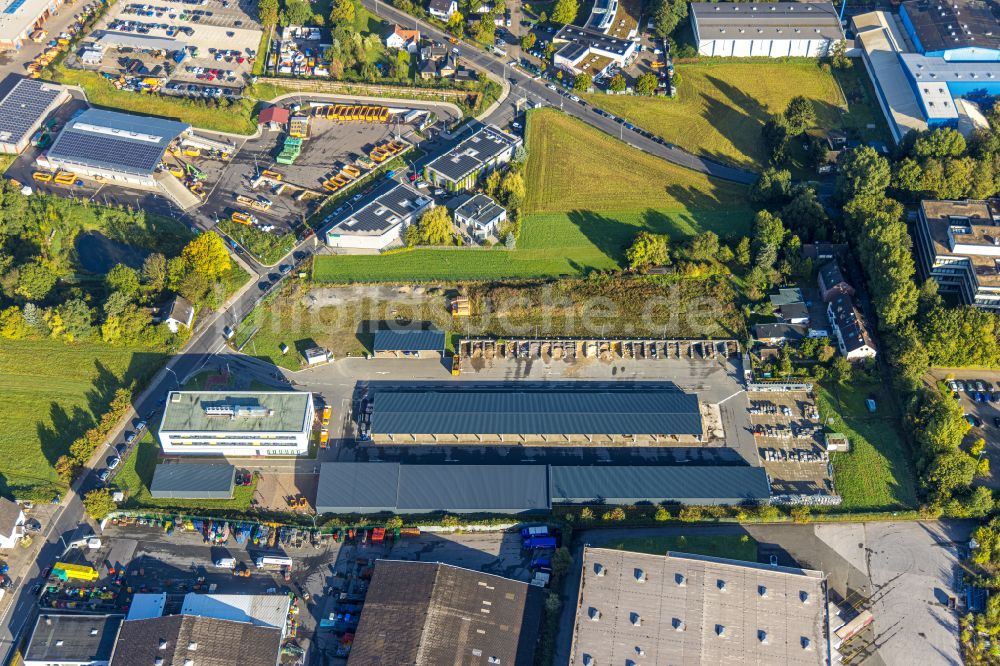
top-left (761, 116), bottom-right (790, 165)
top-left (474, 14), bottom-right (495, 42)
top-left (652, 0), bottom-right (687, 38)
top-left (520, 32), bottom-right (536, 50)
top-left (735, 237), bottom-right (751, 266)
top-left (655, 506), bottom-right (671, 521)
top-left (836, 146), bottom-right (891, 203)
top-left (142, 253), bottom-right (167, 293)
top-left (499, 170), bottom-right (525, 203)
top-left (635, 72), bottom-right (658, 95)
top-left (749, 167), bottom-right (792, 205)
top-left (281, 0), bottom-right (314, 26)
top-left (106, 264), bottom-right (140, 299)
top-left (781, 186), bottom-right (828, 242)
top-left (0, 306), bottom-right (29, 339)
top-left (415, 207), bottom-right (454, 245)
top-left (783, 95), bottom-right (816, 136)
top-left (329, 0), bottom-right (356, 25)
top-left (258, 0), bottom-right (279, 25)
top-left (52, 299), bottom-right (94, 342)
top-left (626, 231), bottom-right (669, 270)
top-left (55, 455), bottom-right (79, 485)
top-left (181, 233), bottom-right (231, 281)
top-left (550, 0), bottom-right (578, 24)
top-left (446, 10), bottom-right (465, 36)
top-left (573, 71), bottom-right (592, 91)
top-left (913, 127), bottom-right (966, 160)
top-left (831, 355), bottom-right (852, 384)
top-left (831, 39), bottom-right (852, 69)
top-left (608, 73), bottom-right (626, 92)
top-left (16, 261), bottom-right (56, 301)
top-left (687, 231), bottom-right (719, 262)
top-left (750, 209), bottom-right (785, 275)
top-left (83, 488), bottom-right (115, 521)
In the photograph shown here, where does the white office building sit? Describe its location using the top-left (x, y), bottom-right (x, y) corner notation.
top-left (157, 391), bottom-right (314, 457)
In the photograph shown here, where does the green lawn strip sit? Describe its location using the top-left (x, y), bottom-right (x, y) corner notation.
top-left (114, 436), bottom-right (254, 511)
top-left (0, 340), bottom-right (167, 499)
top-left (605, 535), bottom-right (759, 562)
top-left (818, 380), bottom-right (918, 510)
top-left (52, 67), bottom-right (258, 134)
top-left (583, 60), bottom-right (847, 169)
top-left (217, 220), bottom-right (295, 266)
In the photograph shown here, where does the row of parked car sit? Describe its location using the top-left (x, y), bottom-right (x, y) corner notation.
top-left (96, 418), bottom-right (147, 483)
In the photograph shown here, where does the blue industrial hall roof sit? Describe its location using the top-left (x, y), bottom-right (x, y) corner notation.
top-left (549, 465), bottom-right (771, 504)
top-left (370, 384), bottom-right (702, 435)
top-left (47, 108), bottom-right (189, 177)
top-left (373, 328), bottom-right (446, 352)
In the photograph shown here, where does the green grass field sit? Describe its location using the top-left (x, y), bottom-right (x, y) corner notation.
top-left (114, 436), bottom-right (255, 511)
top-left (313, 109), bottom-right (752, 283)
top-left (52, 67), bottom-right (258, 134)
top-left (605, 535), bottom-right (758, 562)
top-left (819, 380), bottom-right (918, 511)
top-left (0, 340), bottom-right (167, 499)
top-left (585, 60), bottom-right (849, 168)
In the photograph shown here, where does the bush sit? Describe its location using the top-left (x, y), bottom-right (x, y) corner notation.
top-left (678, 506), bottom-right (703, 522)
top-left (655, 506), bottom-right (671, 521)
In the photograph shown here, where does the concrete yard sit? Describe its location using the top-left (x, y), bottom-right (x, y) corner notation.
top-left (748, 390), bottom-right (833, 496)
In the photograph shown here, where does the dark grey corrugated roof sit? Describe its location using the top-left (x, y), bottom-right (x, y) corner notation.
top-left (549, 466), bottom-right (771, 504)
top-left (315, 463), bottom-right (400, 513)
top-left (25, 615), bottom-right (123, 663)
top-left (150, 464), bottom-right (235, 498)
top-left (370, 385), bottom-right (702, 435)
top-left (373, 329), bottom-right (446, 352)
top-left (397, 465), bottom-right (550, 511)
top-left (316, 463), bottom-right (550, 513)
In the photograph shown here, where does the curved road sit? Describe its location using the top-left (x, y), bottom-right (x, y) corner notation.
top-left (364, 0), bottom-right (758, 185)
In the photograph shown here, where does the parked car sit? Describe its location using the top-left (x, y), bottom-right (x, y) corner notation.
top-left (115, 443), bottom-right (126, 456)
top-left (98, 469), bottom-right (110, 482)
top-left (966, 414), bottom-right (982, 427)
top-left (107, 456), bottom-right (120, 470)
top-left (125, 431), bottom-right (136, 444)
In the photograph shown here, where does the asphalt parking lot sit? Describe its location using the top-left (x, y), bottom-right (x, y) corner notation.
top-left (79, 0), bottom-right (263, 93)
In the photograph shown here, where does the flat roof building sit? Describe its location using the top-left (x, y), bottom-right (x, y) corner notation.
top-left (149, 463), bottom-right (235, 500)
top-left (452, 192), bottom-right (506, 241)
top-left (550, 465), bottom-right (771, 505)
top-left (913, 198), bottom-right (1000, 311)
top-left (0, 0), bottom-right (64, 50)
top-left (323, 182), bottom-right (433, 250)
top-left (24, 615), bottom-right (123, 666)
top-left (570, 548), bottom-right (830, 665)
top-left (0, 78), bottom-right (68, 154)
top-left (423, 124), bottom-right (521, 191)
top-left (41, 108), bottom-right (189, 187)
top-left (349, 560), bottom-right (542, 666)
top-left (157, 391), bottom-right (314, 457)
top-left (316, 462), bottom-right (552, 514)
top-left (553, 24), bottom-right (638, 75)
top-left (372, 327), bottom-right (446, 358)
top-left (367, 382), bottom-right (703, 443)
top-left (691, 1), bottom-right (844, 58)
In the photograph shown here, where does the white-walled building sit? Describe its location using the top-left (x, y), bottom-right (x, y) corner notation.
top-left (323, 183), bottom-right (433, 251)
top-left (691, 1), bottom-right (844, 58)
top-left (157, 391), bottom-right (314, 457)
top-left (453, 193), bottom-right (506, 241)
top-left (0, 497), bottom-right (24, 549)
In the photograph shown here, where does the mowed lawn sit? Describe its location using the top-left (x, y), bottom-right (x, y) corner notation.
top-left (0, 339), bottom-right (167, 499)
top-left (818, 380), bottom-right (918, 511)
top-left (585, 60), bottom-right (847, 168)
top-left (605, 535), bottom-right (759, 562)
top-left (313, 109), bottom-right (751, 282)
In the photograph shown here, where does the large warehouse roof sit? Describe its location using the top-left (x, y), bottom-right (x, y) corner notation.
top-left (47, 108), bottom-right (189, 177)
top-left (550, 465), bottom-right (771, 504)
top-left (316, 463), bottom-right (552, 514)
top-left (0, 79), bottom-right (66, 149)
top-left (901, 0), bottom-right (1000, 53)
top-left (571, 548), bottom-right (829, 665)
top-left (316, 463), bottom-right (769, 514)
top-left (159, 391), bottom-right (312, 433)
top-left (369, 383), bottom-right (702, 435)
top-left (373, 328), bottom-right (446, 352)
top-left (24, 614), bottom-right (122, 665)
top-left (0, 0), bottom-right (55, 44)
top-left (349, 560), bottom-right (541, 666)
top-left (150, 464), bottom-right (235, 499)
top-left (691, 1), bottom-right (844, 40)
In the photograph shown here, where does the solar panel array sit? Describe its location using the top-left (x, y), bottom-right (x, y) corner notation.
top-left (47, 108), bottom-right (189, 177)
top-left (425, 124), bottom-right (520, 183)
top-left (0, 79), bottom-right (64, 147)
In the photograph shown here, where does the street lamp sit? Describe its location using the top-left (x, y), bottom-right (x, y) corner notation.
top-left (164, 367), bottom-right (181, 388)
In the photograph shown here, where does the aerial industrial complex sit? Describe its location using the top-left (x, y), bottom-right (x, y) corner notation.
top-left (690, 1), bottom-right (844, 58)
